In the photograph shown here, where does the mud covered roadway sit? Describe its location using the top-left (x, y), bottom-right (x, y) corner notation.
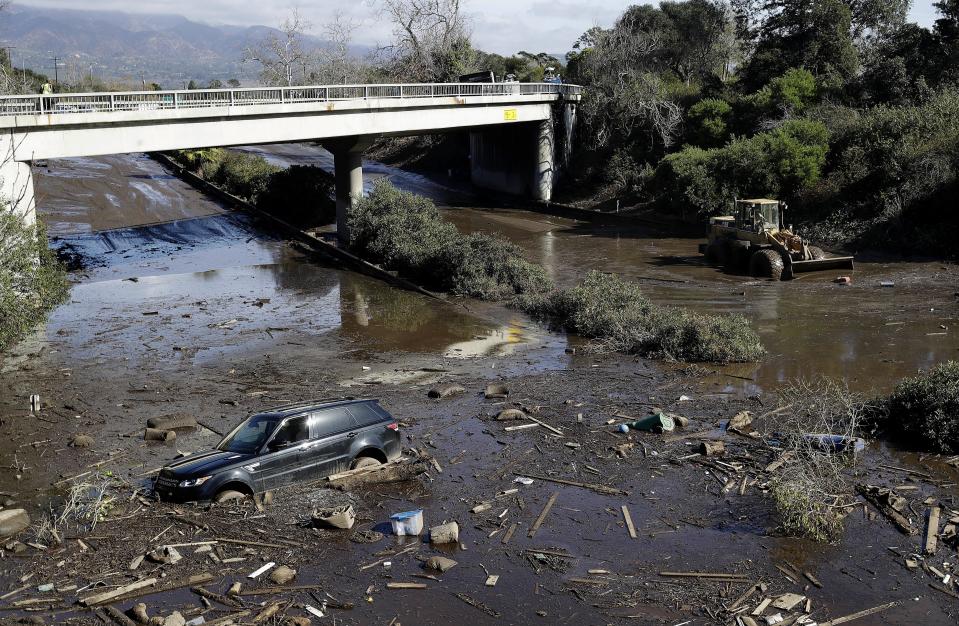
top-left (0, 149), bottom-right (956, 625)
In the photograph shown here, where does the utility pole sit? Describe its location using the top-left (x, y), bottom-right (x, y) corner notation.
top-left (50, 54), bottom-right (61, 89)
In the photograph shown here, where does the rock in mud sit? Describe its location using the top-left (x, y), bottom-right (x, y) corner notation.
top-left (162, 612), bottom-right (185, 626)
top-left (425, 556), bottom-right (458, 572)
top-left (485, 383), bottom-right (509, 399)
top-left (429, 521), bottom-right (459, 544)
top-left (284, 617), bottom-right (311, 626)
top-left (428, 384), bottom-right (466, 399)
top-left (495, 408), bottom-right (527, 421)
top-left (147, 546), bottom-right (182, 565)
top-left (146, 413), bottom-right (198, 431)
top-left (270, 565), bottom-right (297, 585)
top-left (144, 428), bottom-right (176, 442)
top-left (69, 434), bottom-right (95, 448)
top-left (727, 411), bottom-right (753, 432)
top-left (0, 509), bottom-right (30, 539)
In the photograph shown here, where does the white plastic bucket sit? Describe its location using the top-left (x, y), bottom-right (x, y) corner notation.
top-left (390, 509), bottom-right (424, 536)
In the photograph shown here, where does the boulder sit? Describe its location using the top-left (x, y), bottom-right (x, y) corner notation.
top-left (162, 612), bottom-right (185, 626)
top-left (144, 428), bottom-right (176, 442)
top-left (495, 409), bottom-right (526, 421)
top-left (146, 414), bottom-right (198, 431)
top-left (425, 556), bottom-right (458, 572)
top-left (429, 522), bottom-right (459, 544)
top-left (0, 509), bottom-right (30, 539)
top-left (69, 434), bottom-right (95, 448)
top-left (428, 384), bottom-right (466, 399)
top-left (270, 565), bottom-right (296, 585)
top-left (484, 383), bottom-right (509, 399)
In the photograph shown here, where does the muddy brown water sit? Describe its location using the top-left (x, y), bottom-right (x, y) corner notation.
top-left (241, 142), bottom-right (959, 397)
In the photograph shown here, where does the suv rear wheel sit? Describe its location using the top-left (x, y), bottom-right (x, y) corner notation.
top-left (351, 456), bottom-right (383, 470)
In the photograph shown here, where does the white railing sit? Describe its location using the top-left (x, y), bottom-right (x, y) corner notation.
top-left (0, 82), bottom-right (582, 117)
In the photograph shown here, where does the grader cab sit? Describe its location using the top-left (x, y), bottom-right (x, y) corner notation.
top-left (701, 199), bottom-right (854, 280)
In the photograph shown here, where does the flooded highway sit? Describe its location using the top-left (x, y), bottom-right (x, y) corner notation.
top-left (0, 146), bottom-right (956, 626)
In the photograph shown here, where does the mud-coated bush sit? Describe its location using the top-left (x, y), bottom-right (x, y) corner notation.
top-left (518, 271), bottom-right (764, 363)
top-left (0, 211), bottom-right (69, 352)
top-left (349, 180), bottom-right (551, 300)
top-left (880, 361), bottom-right (959, 453)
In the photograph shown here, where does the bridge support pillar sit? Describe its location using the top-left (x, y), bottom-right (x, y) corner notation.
top-left (534, 119), bottom-right (554, 204)
top-left (0, 137), bottom-right (36, 227)
top-left (324, 135), bottom-right (375, 244)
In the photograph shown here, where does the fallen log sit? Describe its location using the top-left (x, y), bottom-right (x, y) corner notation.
top-left (326, 459), bottom-right (429, 490)
top-left (821, 600), bottom-right (899, 625)
top-left (80, 578), bottom-right (157, 607)
top-left (856, 485), bottom-right (918, 535)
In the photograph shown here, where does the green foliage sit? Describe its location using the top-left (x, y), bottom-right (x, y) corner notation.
top-left (518, 271), bottom-right (764, 363)
top-left (257, 166), bottom-right (335, 228)
top-left (175, 149), bottom-right (280, 204)
top-left (657, 119), bottom-right (829, 216)
top-left (740, 0), bottom-right (859, 91)
top-left (174, 150), bottom-right (334, 228)
top-left (687, 98), bottom-right (733, 147)
top-left (797, 89), bottom-right (959, 255)
top-left (770, 480), bottom-right (846, 542)
top-left (0, 212), bottom-right (70, 352)
top-left (767, 68), bottom-right (817, 112)
top-left (878, 361), bottom-right (959, 453)
top-left (348, 181), bottom-right (551, 300)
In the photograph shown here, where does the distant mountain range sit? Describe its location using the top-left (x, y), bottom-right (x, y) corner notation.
top-left (0, 5), bottom-right (371, 88)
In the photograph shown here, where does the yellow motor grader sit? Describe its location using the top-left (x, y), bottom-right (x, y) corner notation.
top-left (700, 199), bottom-right (854, 280)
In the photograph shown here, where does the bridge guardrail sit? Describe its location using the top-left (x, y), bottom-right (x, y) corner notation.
top-left (0, 83), bottom-right (582, 117)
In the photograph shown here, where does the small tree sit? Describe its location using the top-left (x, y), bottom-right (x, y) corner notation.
top-left (244, 9), bottom-right (315, 86)
top-left (376, 0), bottom-right (476, 82)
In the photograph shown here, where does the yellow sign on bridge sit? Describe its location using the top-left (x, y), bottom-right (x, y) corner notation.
top-left (504, 109), bottom-right (518, 121)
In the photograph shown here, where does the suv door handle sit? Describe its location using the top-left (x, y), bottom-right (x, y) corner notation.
top-left (346, 432), bottom-right (357, 439)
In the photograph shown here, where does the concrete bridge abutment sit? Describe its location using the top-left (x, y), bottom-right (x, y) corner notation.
top-left (469, 101), bottom-right (576, 204)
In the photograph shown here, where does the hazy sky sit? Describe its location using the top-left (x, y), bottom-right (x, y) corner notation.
top-left (13, 0), bottom-right (945, 55)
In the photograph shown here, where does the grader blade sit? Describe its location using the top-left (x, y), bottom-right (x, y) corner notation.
top-left (791, 256), bottom-right (855, 274)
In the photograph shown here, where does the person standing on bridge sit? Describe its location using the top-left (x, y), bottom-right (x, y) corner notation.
top-left (40, 81), bottom-right (53, 113)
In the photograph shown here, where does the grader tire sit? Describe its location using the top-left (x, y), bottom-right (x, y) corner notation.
top-left (727, 240), bottom-right (751, 272)
top-left (707, 239), bottom-right (732, 266)
top-left (807, 245), bottom-right (826, 260)
top-left (750, 249), bottom-right (785, 280)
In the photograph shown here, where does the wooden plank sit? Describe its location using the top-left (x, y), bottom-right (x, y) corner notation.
top-left (501, 522), bottom-right (518, 544)
top-left (621, 505), bottom-right (637, 539)
top-left (514, 472), bottom-right (628, 496)
top-left (528, 492), bottom-right (559, 538)
top-left (238, 584), bottom-right (325, 596)
top-left (504, 423), bottom-right (539, 432)
top-left (821, 601), bottom-right (899, 625)
top-left (525, 415), bottom-right (563, 435)
top-left (80, 578), bottom-right (157, 607)
top-left (924, 506), bottom-right (940, 555)
top-left (386, 582), bottom-right (427, 590)
top-left (660, 572), bottom-right (750, 579)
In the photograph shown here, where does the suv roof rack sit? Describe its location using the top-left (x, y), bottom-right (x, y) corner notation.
top-left (260, 397), bottom-right (368, 414)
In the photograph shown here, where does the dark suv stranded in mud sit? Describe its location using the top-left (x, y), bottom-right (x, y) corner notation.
top-left (153, 399), bottom-right (401, 502)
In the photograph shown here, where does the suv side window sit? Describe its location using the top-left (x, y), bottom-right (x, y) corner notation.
top-left (269, 416), bottom-right (310, 449)
top-left (312, 408), bottom-right (358, 438)
top-left (347, 403), bottom-right (386, 427)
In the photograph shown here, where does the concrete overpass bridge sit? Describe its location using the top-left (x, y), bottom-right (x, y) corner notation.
top-left (0, 82), bottom-right (581, 240)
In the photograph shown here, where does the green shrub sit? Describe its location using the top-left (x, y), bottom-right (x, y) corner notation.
top-left (686, 98), bottom-right (732, 148)
top-left (770, 480), bottom-right (847, 542)
top-left (349, 180), bottom-right (551, 300)
top-left (518, 271), bottom-right (763, 363)
top-left (656, 119), bottom-right (830, 217)
top-left (257, 165), bottom-right (335, 228)
top-left (0, 212), bottom-right (69, 352)
top-left (207, 151), bottom-right (279, 203)
top-left (436, 233), bottom-right (552, 300)
top-left (880, 361), bottom-right (959, 453)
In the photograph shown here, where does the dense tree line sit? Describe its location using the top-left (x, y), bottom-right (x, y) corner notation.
top-left (566, 0), bottom-right (959, 256)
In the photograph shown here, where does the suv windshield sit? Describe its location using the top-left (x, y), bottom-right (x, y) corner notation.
top-left (218, 414), bottom-right (282, 454)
